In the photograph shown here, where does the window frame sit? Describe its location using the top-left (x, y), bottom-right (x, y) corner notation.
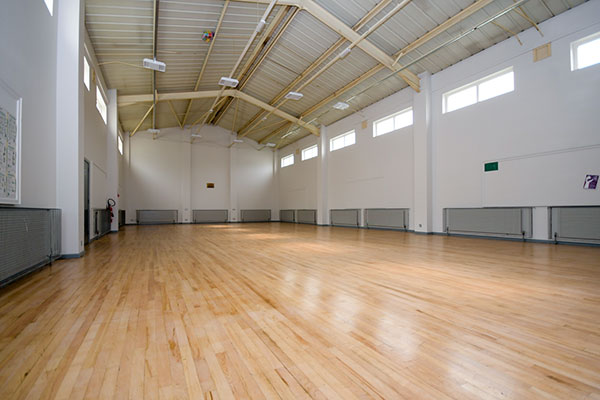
top-left (571, 31), bottom-right (600, 71)
top-left (118, 135), bottom-right (124, 155)
top-left (442, 67), bottom-right (514, 114)
top-left (44, 0), bottom-right (53, 16)
top-left (83, 57), bottom-right (91, 91)
top-left (330, 130), bottom-right (356, 152)
top-left (301, 144), bottom-right (318, 161)
top-left (96, 86), bottom-right (108, 124)
top-left (281, 154), bottom-right (294, 168)
top-left (373, 107), bottom-right (413, 137)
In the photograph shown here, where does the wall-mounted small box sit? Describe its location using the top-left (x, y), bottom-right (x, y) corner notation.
top-left (207, 183), bottom-right (215, 189)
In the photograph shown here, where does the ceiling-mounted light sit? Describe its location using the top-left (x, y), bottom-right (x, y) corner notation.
top-left (233, 139), bottom-right (244, 143)
top-left (339, 47), bottom-right (352, 59)
top-left (191, 133), bottom-right (202, 138)
top-left (333, 102), bottom-right (349, 110)
top-left (143, 58), bottom-right (166, 72)
top-left (256, 19), bottom-right (267, 33)
top-left (285, 91), bottom-right (304, 101)
top-left (219, 77), bottom-right (239, 87)
top-left (265, 143), bottom-right (276, 147)
top-left (148, 128), bottom-right (160, 134)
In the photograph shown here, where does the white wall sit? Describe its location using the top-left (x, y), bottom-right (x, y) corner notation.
top-left (125, 126), bottom-right (277, 223)
top-left (0, 0), bottom-right (58, 208)
top-left (431, 1), bottom-right (600, 237)
top-left (278, 1), bottom-right (600, 238)
top-left (278, 88), bottom-right (415, 227)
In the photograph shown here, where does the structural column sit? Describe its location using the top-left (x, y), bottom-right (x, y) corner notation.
top-left (412, 72), bottom-right (433, 233)
top-left (107, 89), bottom-right (119, 231)
top-left (316, 125), bottom-right (329, 225)
top-left (56, 0), bottom-right (85, 255)
top-left (229, 136), bottom-right (239, 222)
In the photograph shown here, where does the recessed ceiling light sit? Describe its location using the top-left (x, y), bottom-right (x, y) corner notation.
top-left (285, 91), bottom-right (304, 100)
top-left (219, 77), bottom-right (239, 87)
top-left (333, 102), bottom-right (349, 110)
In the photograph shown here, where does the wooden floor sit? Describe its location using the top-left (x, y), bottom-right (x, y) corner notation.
top-left (1, 224), bottom-right (599, 399)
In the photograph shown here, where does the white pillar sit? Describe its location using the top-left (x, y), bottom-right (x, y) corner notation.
top-left (229, 137), bottom-right (238, 222)
top-left (271, 150), bottom-right (280, 221)
top-left (317, 125), bottom-right (329, 225)
top-left (413, 72), bottom-right (433, 233)
top-left (56, 0), bottom-right (84, 256)
top-left (181, 138), bottom-right (191, 223)
top-left (107, 89), bottom-right (119, 231)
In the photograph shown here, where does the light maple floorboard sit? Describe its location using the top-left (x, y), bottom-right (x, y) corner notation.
top-left (1, 223), bottom-right (599, 399)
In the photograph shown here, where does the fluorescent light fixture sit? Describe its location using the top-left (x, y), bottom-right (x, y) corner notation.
top-left (148, 128), bottom-right (160, 134)
top-left (339, 47), bottom-right (352, 59)
top-left (256, 19), bottom-right (267, 33)
top-left (191, 133), bottom-right (202, 138)
top-left (285, 91), bottom-right (304, 101)
top-left (333, 102), bottom-right (349, 110)
top-left (143, 58), bottom-right (166, 72)
top-left (265, 143), bottom-right (276, 147)
top-left (233, 139), bottom-right (244, 143)
top-left (219, 77), bottom-right (239, 87)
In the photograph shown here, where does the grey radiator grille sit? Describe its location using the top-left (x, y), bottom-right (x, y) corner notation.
top-left (240, 209), bottom-right (271, 222)
top-left (330, 209), bottom-right (360, 227)
top-left (365, 208), bottom-right (409, 230)
top-left (297, 209), bottom-right (317, 225)
top-left (94, 209), bottom-right (111, 237)
top-left (280, 210), bottom-right (295, 223)
top-left (1, 208), bottom-right (61, 287)
top-left (551, 207), bottom-right (600, 244)
top-left (444, 208), bottom-right (532, 238)
top-left (137, 210), bottom-right (178, 225)
top-left (193, 210), bottom-right (228, 223)
top-left (119, 209), bottom-right (125, 227)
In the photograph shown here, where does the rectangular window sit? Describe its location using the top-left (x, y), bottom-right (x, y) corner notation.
top-left (330, 130), bottom-right (355, 152)
top-left (443, 67), bottom-right (514, 113)
top-left (44, 0), bottom-right (53, 15)
top-left (571, 32), bottom-right (600, 71)
top-left (301, 144), bottom-right (318, 161)
top-left (373, 108), bottom-right (413, 137)
top-left (83, 57), bottom-right (90, 91)
top-left (96, 86), bottom-right (107, 124)
top-left (118, 135), bottom-right (124, 155)
top-left (281, 154), bottom-right (294, 168)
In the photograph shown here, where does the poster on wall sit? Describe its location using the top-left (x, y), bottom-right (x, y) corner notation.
top-left (0, 78), bottom-right (22, 204)
top-left (583, 174), bottom-right (598, 190)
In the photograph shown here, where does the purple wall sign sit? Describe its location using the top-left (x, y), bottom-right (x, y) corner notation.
top-left (583, 174), bottom-right (599, 190)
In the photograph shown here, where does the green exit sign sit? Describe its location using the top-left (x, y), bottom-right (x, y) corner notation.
top-left (484, 161), bottom-right (499, 172)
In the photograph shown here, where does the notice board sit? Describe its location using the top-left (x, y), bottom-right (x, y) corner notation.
top-left (0, 78), bottom-right (21, 204)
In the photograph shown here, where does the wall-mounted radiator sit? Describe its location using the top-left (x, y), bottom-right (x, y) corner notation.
top-left (550, 206), bottom-right (600, 244)
top-left (280, 210), bottom-right (295, 223)
top-left (330, 209), bottom-right (360, 227)
top-left (444, 207), bottom-right (532, 239)
top-left (297, 209), bottom-right (317, 225)
top-left (94, 209), bottom-right (111, 237)
top-left (240, 209), bottom-right (271, 222)
top-left (365, 208), bottom-right (409, 230)
top-left (193, 209), bottom-right (228, 223)
top-left (0, 208), bottom-right (61, 287)
top-left (136, 210), bottom-right (178, 225)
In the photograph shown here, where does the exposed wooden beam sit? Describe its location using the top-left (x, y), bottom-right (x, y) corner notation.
top-left (181, 1), bottom-right (230, 127)
top-left (300, 0), bottom-right (420, 91)
top-left (512, 0), bottom-right (543, 36)
top-left (167, 100), bottom-right (184, 128)
top-left (130, 105), bottom-right (154, 137)
top-left (211, 6), bottom-right (296, 125)
top-left (491, 21), bottom-right (523, 45)
top-left (237, 0), bottom-right (394, 136)
top-left (393, 0), bottom-right (495, 64)
top-left (119, 89), bottom-right (318, 135)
